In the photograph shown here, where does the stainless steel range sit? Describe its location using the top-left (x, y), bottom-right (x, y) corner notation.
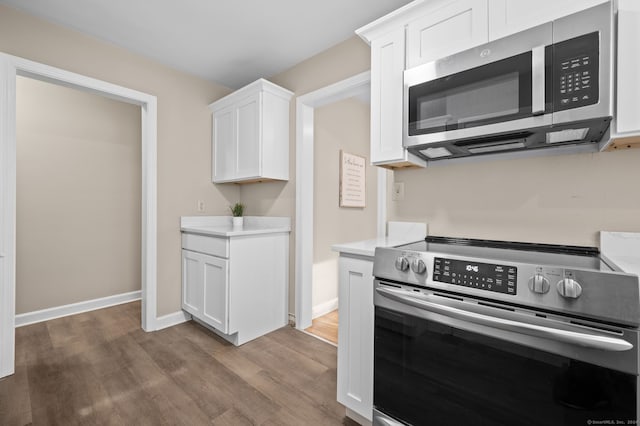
top-left (372, 236), bottom-right (639, 426)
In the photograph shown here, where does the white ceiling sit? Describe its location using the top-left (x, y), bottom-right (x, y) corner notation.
top-left (1, 0), bottom-right (413, 89)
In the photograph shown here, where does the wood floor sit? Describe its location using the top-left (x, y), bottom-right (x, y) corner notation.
top-left (0, 301), bottom-right (357, 425)
top-left (305, 310), bottom-right (338, 345)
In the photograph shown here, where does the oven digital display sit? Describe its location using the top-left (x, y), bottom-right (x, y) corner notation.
top-left (433, 257), bottom-right (517, 295)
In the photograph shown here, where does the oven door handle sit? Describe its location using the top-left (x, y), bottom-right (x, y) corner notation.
top-left (376, 287), bottom-right (633, 352)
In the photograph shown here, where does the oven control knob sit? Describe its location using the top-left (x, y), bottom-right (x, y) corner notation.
top-left (411, 259), bottom-right (427, 274)
top-left (528, 274), bottom-right (550, 294)
top-left (395, 256), bottom-right (409, 272)
top-left (557, 278), bottom-right (582, 299)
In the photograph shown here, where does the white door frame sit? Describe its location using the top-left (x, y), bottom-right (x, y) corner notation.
top-left (0, 52), bottom-right (158, 378)
top-left (294, 71), bottom-right (386, 330)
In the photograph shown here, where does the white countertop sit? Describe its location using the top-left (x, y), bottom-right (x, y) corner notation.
top-left (331, 221), bottom-right (427, 258)
top-left (331, 236), bottom-right (422, 258)
top-left (181, 216), bottom-right (290, 237)
top-left (601, 231), bottom-right (640, 277)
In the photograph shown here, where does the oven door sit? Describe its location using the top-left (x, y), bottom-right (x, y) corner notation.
top-left (373, 282), bottom-right (638, 426)
top-left (403, 22), bottom-right (553, 151)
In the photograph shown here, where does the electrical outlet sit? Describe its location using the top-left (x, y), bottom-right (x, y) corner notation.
top-left (197, 200), bottom-right (205, 212)
top-left (392, 182), bottom-right (405, 201)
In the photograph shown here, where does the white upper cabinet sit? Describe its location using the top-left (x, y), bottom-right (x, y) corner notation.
top-left (614, 0), bottom-right (640, 140)
top-left (488, 0), bottom-right (608, 40)
top-left (406, 0), bottom-right (489, 68)
top-left (370, 27), bottom-right (422, 167)
top-left (235, 92), bottom-right (261, 180)
top-left (359, 0), bottom-right (487, 168)
top-left (212, 106), bottom-right (235, 182)
top-left (209, 79), bottom-right (293, 184)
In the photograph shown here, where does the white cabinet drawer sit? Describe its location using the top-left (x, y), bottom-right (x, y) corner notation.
top-left (181, 233), bottom-right (228, 258)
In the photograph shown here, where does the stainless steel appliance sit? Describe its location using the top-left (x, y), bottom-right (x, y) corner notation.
top-left (373, 236), bottom-right (639, 425)
top-left (404, 2), bottom-right (614, 161)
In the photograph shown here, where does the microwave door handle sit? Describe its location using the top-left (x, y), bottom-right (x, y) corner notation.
top-left (376, 286), bottom-right (633, 352)
top-left (531, 45), bottom-right (546, 116)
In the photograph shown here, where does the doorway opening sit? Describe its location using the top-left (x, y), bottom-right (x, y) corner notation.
top-left (0, 53), bottom-right (158, 379)
top-left (294, 71), bottom-right (387, 339)
top-left (15, 76), bottom-right (142, 327)
top-left (303, 94), bottom-right (376, 346)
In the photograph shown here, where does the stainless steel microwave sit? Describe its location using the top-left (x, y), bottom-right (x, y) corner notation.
top-left (404, 1), bottom-right (614, 161)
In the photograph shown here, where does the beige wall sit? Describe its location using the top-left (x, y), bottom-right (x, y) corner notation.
top-left (240, 36), bottom-right (372, 315)
top-left (16, 77), bottom-right (141, 314)
top-left (1, 4), bottom-right (238, 316)
top-left (389, 149), bottom-right (640, 247)
top-left (312, 98), bottom-right (376, 311)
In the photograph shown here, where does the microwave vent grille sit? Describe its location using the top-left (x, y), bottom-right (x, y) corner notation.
top-left (420, 147), bottom-right (453, 158)
top-left (465, 140), bottom-right (526, 154)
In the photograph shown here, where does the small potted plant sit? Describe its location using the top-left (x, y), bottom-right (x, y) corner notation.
top-left (229, 202), bottom-right (245, 228)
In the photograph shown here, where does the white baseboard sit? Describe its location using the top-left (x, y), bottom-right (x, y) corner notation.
top-left (15, 290), bottom-right (141, 327)
top-left (155, 310), bottom-right (192, 331)
top-left (312, 297), bottom-right (338, 319)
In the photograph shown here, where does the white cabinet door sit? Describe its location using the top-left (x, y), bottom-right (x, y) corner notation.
top-left (488, 0), bottom-right (607, 40)
top-left (337, 255), bottom-right (374, 421)
top-left (615, 0), bottom-right (640, 137)
top-left (406, 0), bottom-right (489, 68)
top-left (182, 250), bottom-right (203, 317)
top-left (235, 93), bottom-right (261, 179)
top-left (212, 106), bottom-right (235, 182)
top-left (371, 27), bottom-right (423, 168)
top-left (202, 254), bottom-right (229, 334)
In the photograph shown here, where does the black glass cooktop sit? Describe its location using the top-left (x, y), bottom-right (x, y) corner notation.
top-left (396, 236), bottom-right (615, 272)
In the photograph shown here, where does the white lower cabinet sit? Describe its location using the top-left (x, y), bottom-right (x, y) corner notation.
top-left (181, 249), bottom-right (229, 333)
top-left (181, 231), bottom-right (288, 346)
top-left (181, 249), bottom-right (205, 317)
top-left (337, 255), bottom-right (374, 422)
top-left (201, 254), bottom-right (229, 334)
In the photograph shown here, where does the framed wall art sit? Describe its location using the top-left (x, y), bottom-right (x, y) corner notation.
top-left (339, 151), bottom-right (366, 208)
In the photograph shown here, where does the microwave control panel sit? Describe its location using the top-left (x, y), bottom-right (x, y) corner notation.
top-left (554, 32), bottom-right (599, 111)
top-left (433, 257), bottom-right (517, 295)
